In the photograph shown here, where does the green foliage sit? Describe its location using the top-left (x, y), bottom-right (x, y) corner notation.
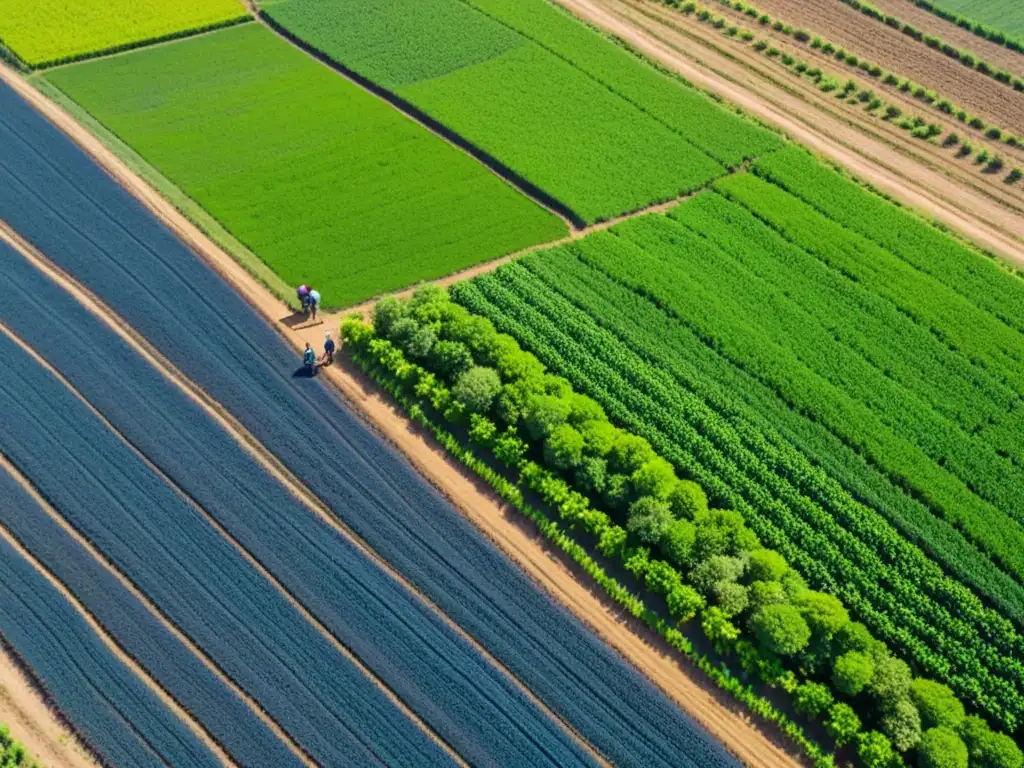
top-left (869, 654), bottom-right (913, 704)
top-left (692, 509), bottom-right (759, 560)
top-left (523, 394), bottom-right (572, 440)
top-left (667, 479), bottom-right (708, 519)
top-left (911, 680), bottom-right (965, 730)
top-left (794, 681), bottom-right (834, 717)
top-left (832, 651), bottom-right (875, 696)
top-left (602, 473), bottom-right (632, 511)
top-left (918, 727), bottom-right (968, 768)
top-left (880, 695), bottom-right (922, 752)
top-left (626, 497), bottom-right (674, 545)
top-left (661, 518), bottom-right (697, 566)
top-left (47, 24), bottom-right (562, 307)
top-left (429, 340), bottom-right (474, 380)
top-left (825, 702), bottom-right (862, 746)
top-left (692, 554), bottom-right (746, 593)
top-left (795, 590), bottom-right (849, 641)
top-left (835, 621), bottom-right (877, 655)
top-left (958, 716), bottom-right (1024, 768)
top-left (746, 548), bottom-right (788, 582)
top-left (666, 584), bottom-right (705, 622)
top-left (749, 603), bottom-right (811, 656)
top-left (747, 580), bottom-right (786, 612)
top-left (857, 730), bottom-right (897, 768)
top-left (574, 456), bottom-right (608, 494)
top-left (452, 366), bottom-right (502, 413)
top-left (578, 419), bottom-right (619, 457)
top-left (610, 433), bottom-right (657, 475)
top-left (373, 296), bottom-right (407, 338)
top-left (712, 581), bottom-right (749, 617)
top-left (632, 457), bottom-right (678, 499)
top-left (544, 423), bottom-right (585, 470)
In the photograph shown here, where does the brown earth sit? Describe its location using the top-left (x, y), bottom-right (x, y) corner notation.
top-left (0, 61), bottom-right (802, 768)
top-left (0, 645), bottom-right (98, 768)
top-left (554, 0), bottom-right (1024, 258)
top-left (694, 1), bottom-right (1024, 174)
top-left (859, 0), bottom-right (1024, 76)
top-left (735, 0), bottom-right (1024, 131)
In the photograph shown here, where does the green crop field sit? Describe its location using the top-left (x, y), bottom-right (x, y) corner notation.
top-left (925, 0), bottom-right (1024, 37)
top-left (445, 148), bottom-right (1024, 750)
top-left (0, 0), bottom-right (247, 68)
top-left (45, 23), bottom-right (564, 307)
top-left (264, 0), bottom-right (783, 224)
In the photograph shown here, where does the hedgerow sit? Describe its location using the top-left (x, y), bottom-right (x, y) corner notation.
top-left (346, 284), bottom-right (1024, 765)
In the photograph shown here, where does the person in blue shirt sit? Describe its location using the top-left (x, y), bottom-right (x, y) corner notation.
top-left (307, 289), bottom-right (321, 322)
top-left (320, 331), bottom-right (336, 366)
top-left (303, 342), bottom-right (317, 376)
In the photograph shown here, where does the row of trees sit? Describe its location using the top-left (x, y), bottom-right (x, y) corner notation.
top-left (356, 285), bottom-right (1023, 767)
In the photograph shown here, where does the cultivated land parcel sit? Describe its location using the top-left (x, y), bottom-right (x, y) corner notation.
top-left (264, 0), bottom-right (782, 224)
top-left (0, 0), bottom-right (247, 67)
top-left (46, 23), bottom-right (564, 307)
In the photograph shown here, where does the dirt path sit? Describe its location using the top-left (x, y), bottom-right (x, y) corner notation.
top-left (551, 0), bottom-right (1024, 263)
top-left (0, 60), bottom-right (800, 768)
top-left (645, 0), bottom-right (1024, 208)
top-left (0, 643), bottom-right (98, 768)
top-left (0, 221), bottom-right (608, 768)
top-left (741, 0), bottom-right (1024, 131)
top-left (0, 453), bottom-right (236, 768)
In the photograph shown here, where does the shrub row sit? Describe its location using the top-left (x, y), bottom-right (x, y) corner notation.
top-left (836, 0), bottom-right (1024, 91)
top-left (900, 0), bottom-right (1024, 55)
top-left (344, 288), bottom-right (1024, 768)
top-left (690, 0), bottom-right (1023, 153)
top-left (0, 725), bottom-right (38, 767)
top-left (343, 316), bottom-right (838, 767)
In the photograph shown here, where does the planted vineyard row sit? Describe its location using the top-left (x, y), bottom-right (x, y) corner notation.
top-left (264, 0), bottom-right (782, 223)
top-left (0, 83), bottom-right (734, 768)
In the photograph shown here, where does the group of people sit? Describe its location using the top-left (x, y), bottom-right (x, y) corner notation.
top-left (297, 284), bottom-right (334, 376)
top-left (296, 284), bottom-right (321, 322)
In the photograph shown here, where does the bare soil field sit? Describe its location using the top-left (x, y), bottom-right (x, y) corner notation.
top-left (0, 63), bottom-right (800, 768)
top-left (563, 0), bottom-right (1024, 256)
top-left (730, 0), bottom-right (1024, 131)
top-left (863, 0), bottom-right (1024, 74)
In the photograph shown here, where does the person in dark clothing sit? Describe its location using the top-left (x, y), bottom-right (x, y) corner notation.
top-left (321, 331), bottom-right (336, 366)
top-left (303, 342), bottom-right (317, 376)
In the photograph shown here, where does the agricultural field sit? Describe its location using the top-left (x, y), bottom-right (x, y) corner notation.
top-left (356, 142), bottom-right (1024, 765)
top-left (44, 23), bottom-right (564, 308)
top-left (0, 0), bottom-right (247, 68)
top-left (0, 79), bottom-right (737, 768)
top-left (264, 0), bottom-right (782, 223)
top-left (926, 0), bottom-right (1024, 37)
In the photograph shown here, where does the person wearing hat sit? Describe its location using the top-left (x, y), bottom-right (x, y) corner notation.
top-left (320, 330), bottom-right (336, 366)
top-left (297, 284), bottom-right (310, 316)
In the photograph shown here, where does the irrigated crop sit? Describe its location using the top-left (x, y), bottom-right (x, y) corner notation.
top-left (45, 24), bottom-right (563, 307)
top-left (0, 0), bottom-right (247, 68)
top-left (0, 80), bottom-right (737, 768)
top-left (264, 0), bottom-right (784, 223)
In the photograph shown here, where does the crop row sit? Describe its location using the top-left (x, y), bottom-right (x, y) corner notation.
top-left (0, 329), bottom-right (455, 767)
top-left (45, 24), bottom-right (562, 308)
top-left (898, 0), bottom-right (1024, 53)
top-left (0, 479), bottom-right (220, 768)
top-left (263, 0), bottom-right (783, 223)
top-left (0, 430), bottom-right (303, 768)
top-left (0, 242), bottom-right (601, 767)
top-left (0, 80), bottom-right (730, 768)
top-left (453, 255), bottom-right (1024, 733)
top-left (354, 284), bottom-right (1023, 764)
top-left (836, 0), bottom-right (1024, 90)
top-left (0, 0), bottom-right (247, 68)
top-left (343, 320), bottom-right (830, 768)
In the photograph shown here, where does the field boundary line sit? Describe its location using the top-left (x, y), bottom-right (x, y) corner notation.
top-left (0, 59), bottom-right (800, 766)
top-left (0, 456), bottom-right (238, 768)
top-left (246, 2), bottom-right (584, 229)
top-left (0, 309), bottom-right (320, 768)
top-left (0, 221), bottom-right (609, 768)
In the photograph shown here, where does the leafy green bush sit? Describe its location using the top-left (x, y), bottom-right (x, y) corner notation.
top-left (749, 603), bottom-right (811, 656)
top-left (832, 650), bottom-right (874, 695)
top-left (544, 423), bottom-right (585, 470)
top-left (626, 496), bottom-right (674, 544)
top-left (452, 366), bottom-right (501, 413)
top-left (918, 727), bottom-right (968, 768)
top-left (911, 680), bottom-right (965, 730)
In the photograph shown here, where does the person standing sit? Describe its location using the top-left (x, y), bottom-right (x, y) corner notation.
top-left (321, 331), bottom-right (336, 366)
top-left (308, 289), bottom-right (321, 323)
top-left (303, 342), bottom-right (317, 376)
top-left (297, 285), bottom-right (310, 316)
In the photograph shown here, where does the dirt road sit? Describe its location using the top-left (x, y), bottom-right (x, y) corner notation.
top-left (0, 62), bottom-right (800, 768)
top-left (552, 0), bottom-right (1024, 264)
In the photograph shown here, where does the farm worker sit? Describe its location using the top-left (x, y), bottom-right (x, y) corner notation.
top-left (321, 331), bottom-right (336, 366)
top-left (308, 289), bottom-right (321, 322)
top-left (303, 342), bottom-right (317, 376)
top-left (297, 284), bottom-right (310, 313)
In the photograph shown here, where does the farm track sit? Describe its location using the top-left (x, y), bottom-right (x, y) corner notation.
top-left (706, 1), bottom-right (1024, 165)
top-left (0, 457), bottom-right (237, 768)
top-left (733, 0), bottom-right (1024, 131)
top-left (550, 0), bottom-right (1024, 262)
top-left (0, 221), bottom-right (604, 768)
top-left (0, 68), bottom-right (776, 768)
